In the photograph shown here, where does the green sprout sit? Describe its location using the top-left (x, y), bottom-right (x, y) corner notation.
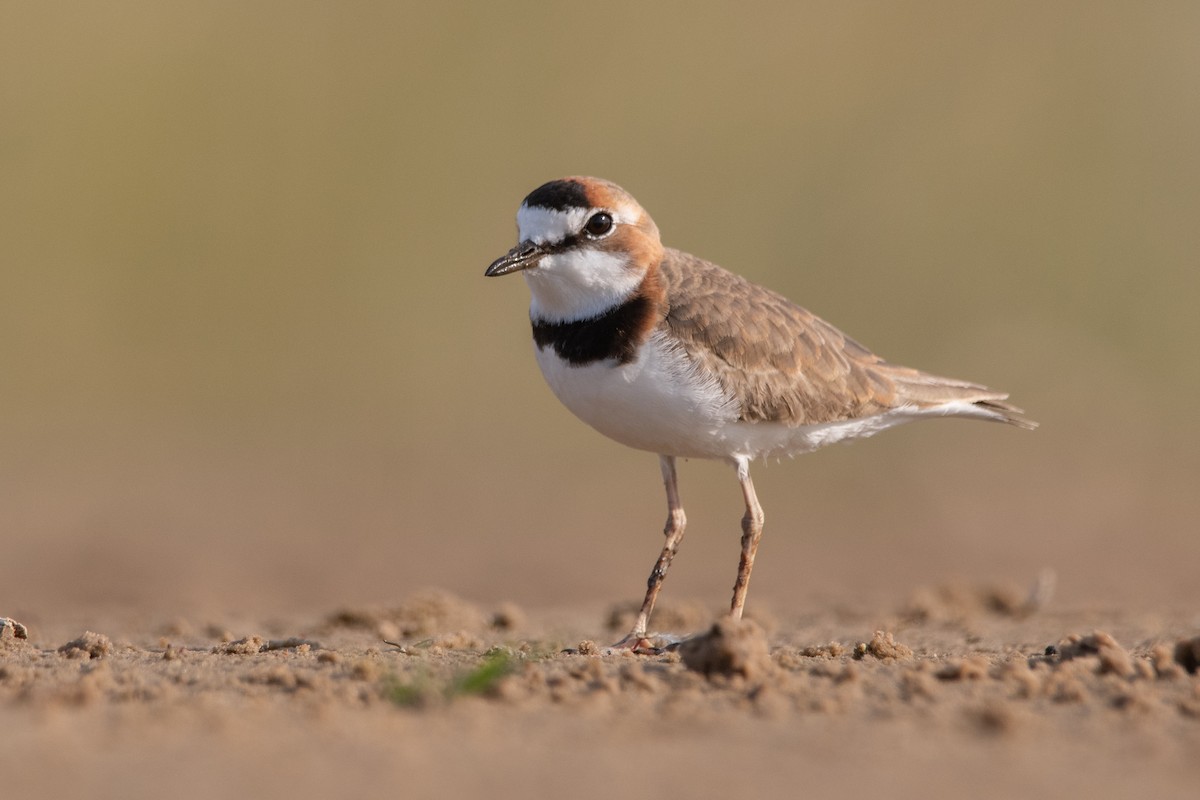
top-left (383, 648), bottom-right (517, 707)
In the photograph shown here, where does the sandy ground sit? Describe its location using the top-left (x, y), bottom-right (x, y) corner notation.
top-left (3, 587), bottom-right (1199, 800)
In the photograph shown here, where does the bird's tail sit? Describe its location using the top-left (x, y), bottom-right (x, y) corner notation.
top-left (884, 367), bottom-right (1038, 430)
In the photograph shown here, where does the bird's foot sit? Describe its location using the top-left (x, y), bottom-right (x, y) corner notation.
top-left (603, 631), bottom-right (688, 656)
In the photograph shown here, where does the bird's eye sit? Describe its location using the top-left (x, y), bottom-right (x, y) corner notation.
top-left (584, 212), bottom-right (614, 237)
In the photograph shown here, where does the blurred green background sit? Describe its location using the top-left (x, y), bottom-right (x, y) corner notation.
top-left (3, 2), bottom-right (1198, 622)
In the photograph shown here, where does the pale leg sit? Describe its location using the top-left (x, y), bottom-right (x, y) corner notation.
top-left (610, 455), bottom-right (687, 651)
top-left (729, 456), bottom-right (764, 620)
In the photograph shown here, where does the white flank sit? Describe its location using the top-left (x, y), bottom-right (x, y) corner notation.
top-left (717, 400), bottom-right (1010, 461)
top-left (718, 411), bottom-right (920, 461)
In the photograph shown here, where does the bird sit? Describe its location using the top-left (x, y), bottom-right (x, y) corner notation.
top-left (485, 176), bottom-right (1035, 652)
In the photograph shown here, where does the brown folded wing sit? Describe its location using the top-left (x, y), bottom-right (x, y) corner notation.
top-left (657, 248), bottom-right (1031, 428)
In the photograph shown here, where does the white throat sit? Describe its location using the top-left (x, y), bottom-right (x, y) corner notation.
top-left (516, 204), bottom-right (645, 323)
top-left (525, 249), bottom-right (643, 323)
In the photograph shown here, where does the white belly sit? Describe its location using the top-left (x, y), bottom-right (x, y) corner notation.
top-left (534, 331), bottom-right (741, 459)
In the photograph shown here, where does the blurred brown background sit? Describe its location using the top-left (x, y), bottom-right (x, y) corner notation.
top-left (3, 1), bottom-right (1198, 625)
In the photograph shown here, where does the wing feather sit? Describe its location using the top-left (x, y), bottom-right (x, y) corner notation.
top-left (657, 248), bottom-right (1034, 429)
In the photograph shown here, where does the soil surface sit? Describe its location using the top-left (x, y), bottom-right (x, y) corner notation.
top-left (3, 586), bottom-right (1199, 800)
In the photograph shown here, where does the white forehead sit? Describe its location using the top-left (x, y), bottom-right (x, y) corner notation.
top-left (517, 206), bottom-right (586, 245)
top-left (516, 204), bottom-right (639, 245)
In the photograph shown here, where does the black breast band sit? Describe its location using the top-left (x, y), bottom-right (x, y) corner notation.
top-left (531, 295), bottom-right (652, 366)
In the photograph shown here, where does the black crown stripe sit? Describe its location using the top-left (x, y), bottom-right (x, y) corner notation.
top-left (523, 179), bottom-right (589, 212)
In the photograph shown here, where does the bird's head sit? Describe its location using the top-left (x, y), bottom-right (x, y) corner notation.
top-left (485, 177), bottom-right (663, 322)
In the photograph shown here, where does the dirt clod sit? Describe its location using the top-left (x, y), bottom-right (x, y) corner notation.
top-left (853, 631), bottom-right (913, 661)
top-left (800, 642), bottom-right (847, 659)
top-left (1046, 631), bottom-right (1134, 677)
top-left (0, 618), bottom-right (29, 641)
top-left (680, 618), bottom-right (771, 681)
top-left (214, 636), bottom-right (266, 655)
top-left (574, 640), bottom-right (600, 656)
top-left (58, 631), bottom-right (112, 659)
